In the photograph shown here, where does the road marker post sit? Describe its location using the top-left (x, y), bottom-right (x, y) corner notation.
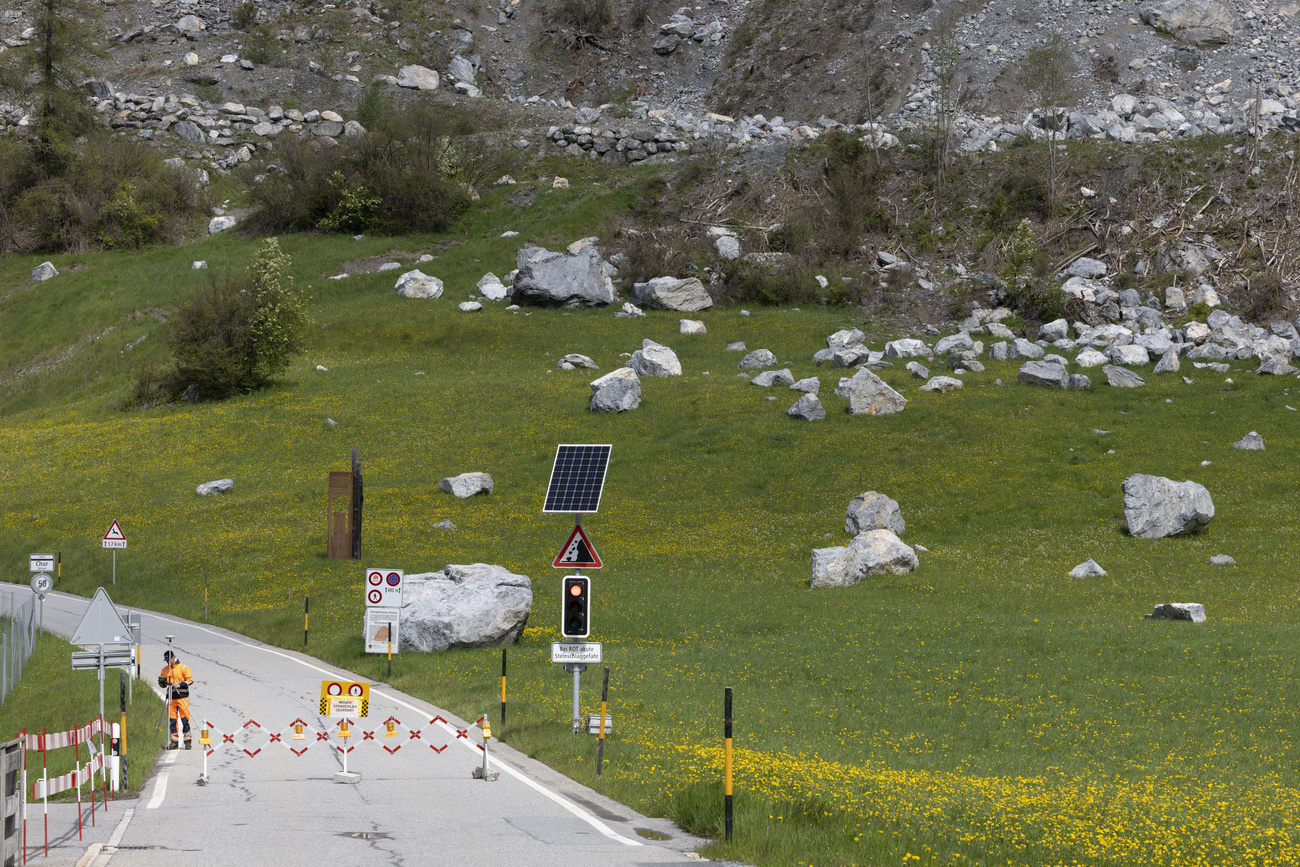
top-left (724, 687), bottom-right (734, 842)
top-left (596, 666), bottom-right (610, 777)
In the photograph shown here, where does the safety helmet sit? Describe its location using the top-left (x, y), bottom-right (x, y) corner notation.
top-left (163, 650), bottom-right (176, 662)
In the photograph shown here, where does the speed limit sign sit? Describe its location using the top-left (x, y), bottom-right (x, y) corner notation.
top-left (30, 573), bottom-right (53, 597)
top-left (364, 569), bottom-right (403, 608)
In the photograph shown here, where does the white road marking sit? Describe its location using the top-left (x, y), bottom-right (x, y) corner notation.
top-left (82, 807), bottom-right (136, 867)
top-left (146, 770), bottom-right (169, 809)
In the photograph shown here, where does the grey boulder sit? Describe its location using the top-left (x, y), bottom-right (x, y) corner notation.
top-left (1145, 602), bottom-right (1207, 623)
top-left (787, 393), bottom-right (825, 420)
top-left (1104, 365), bottom-right (1146, 388)
top-left (846, 491), bottom-right (905, 535)
top-left (751, 369), bottom-right (795, 387)
top-left (1068, 559), bottom-right (1107, 578)
top-left (738, 349), bottom-right (778, 369)
top-left (511, 246), bottom-right (615, 307)
top-left (834, 368), bottom-right (907, 415)
top-left (590, 368), bottom-right (641, 412)
top-left (920, 376), bottom-right (963, 393)
top-left (1017, 361), bottom-right (1069, 388)
top-left (31, 262), bottom-right (58, 282)
top-left (1122, 474), bottom-right (1214, 539)
top-left (631, 276), bottom-right (713, 312)
top-left (400, 565), bottom-right (532, 651)
top-left (628, 339), bottom-right (681, 376)
top-left (395, 270), bottom-right (444, 299)
top-left (810, 530), bottom-right (919, 588)
top-left (196, 479), bottom-right (234, 496)
top-left (1232, 431), bottom-right (1264, 450)
top-left (1140, 0), bottom-right (1238, 46)
top-left (439, 472), bottom-right (493, 497)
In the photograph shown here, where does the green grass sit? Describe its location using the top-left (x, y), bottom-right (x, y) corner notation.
top-left (0, 622), bottom-right (165, 799)
top-left (4, 168), bottom-right (1300, 865)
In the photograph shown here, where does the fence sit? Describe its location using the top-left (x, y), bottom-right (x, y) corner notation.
top-left (1, 598), bottom-right (37, 707)
top-left (18, 718), bottom-right (116, 862)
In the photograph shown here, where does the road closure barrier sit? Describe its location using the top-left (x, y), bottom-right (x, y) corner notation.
top-left (18, 716), bottom-right (118, 861)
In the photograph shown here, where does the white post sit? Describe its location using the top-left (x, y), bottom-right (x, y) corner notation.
top-left (110, 724), bottom-right (120, 792)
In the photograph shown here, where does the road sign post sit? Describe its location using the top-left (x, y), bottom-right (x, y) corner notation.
top-left (102, 520), bottom-right (127, 585)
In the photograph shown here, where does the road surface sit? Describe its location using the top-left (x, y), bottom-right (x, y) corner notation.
top-left (4, 585), bottom-right (706, 867)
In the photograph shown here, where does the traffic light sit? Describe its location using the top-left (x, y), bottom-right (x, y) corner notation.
top-left (561, 575), bottom-right (590, 638)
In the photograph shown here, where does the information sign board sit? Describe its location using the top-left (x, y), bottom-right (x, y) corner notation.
top-left (319, 680), bottom-right (370, 717)
top-left (364, 569), bottom-right (403, 607)
top-left (364, 608), bottom-right (400, 654)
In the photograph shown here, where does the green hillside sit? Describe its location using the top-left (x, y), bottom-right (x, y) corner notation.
top-left (3, 169), bottom-right (1300, 867)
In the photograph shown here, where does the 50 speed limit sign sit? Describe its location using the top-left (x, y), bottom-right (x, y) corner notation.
top-left (364, 569), bottom-right (403, 608)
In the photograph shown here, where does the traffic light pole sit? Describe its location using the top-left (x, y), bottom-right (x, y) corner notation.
top-left (567, 564), bottom-right (584, 733)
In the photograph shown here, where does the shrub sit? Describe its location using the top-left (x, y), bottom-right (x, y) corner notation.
top-left (557, 0), bottom-right (612, 32)
top-left (166, 238), bottom-right (308, 399)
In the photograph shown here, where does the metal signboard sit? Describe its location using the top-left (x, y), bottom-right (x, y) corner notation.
top-left (30, 573), bottom-right (53, 596)
top-left (364, 569), bottom-right (403, 607)
top-left (319, 680), bottom-right (370, 717)
top-left (102, 520), bottom-right (127, 549)
top-left (551, 642), bottom-right (602, 664)
top-left (30, 554), bottom-right (55, 573)
top-left (364, 608), bottom-right (400, 654)
top-left (552, 525), bottom-right (603, 569)
top-left (71, 649), bottom-right (135, 670)
top-left (70, 588), bottom-right (134, 646)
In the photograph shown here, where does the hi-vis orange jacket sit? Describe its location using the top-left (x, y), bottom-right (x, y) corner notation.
top-left (160, 661), bottom-right (193, 719)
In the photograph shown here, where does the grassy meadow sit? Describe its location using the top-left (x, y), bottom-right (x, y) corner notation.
top-left (3, 166), bottom-right (1300, 866)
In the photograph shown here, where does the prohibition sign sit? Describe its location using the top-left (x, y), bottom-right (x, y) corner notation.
top-left (367, 589), bottom-right (384, 605)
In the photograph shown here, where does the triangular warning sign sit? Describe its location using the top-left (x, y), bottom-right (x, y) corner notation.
top-left (552, 525), bottom-right (602, 569)
top-left (70, 588), bottom-right (134, 646)
top-left (103, 520), bottom-right (126, 542)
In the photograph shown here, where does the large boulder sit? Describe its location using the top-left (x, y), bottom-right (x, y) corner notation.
top-left (1104, 365), bottom-right (1146, 388)
top-left (31, 262), bottom-right (58, 282)
top-left (1017, 360), bottom-right (1069, 388)
top-left (738, 349), bottom-right (778, 369)
top-left (628, 339), bottom-right (682, 376)
top-left (1145, 602), bottom-right (1207, 623)
top-left (590, 367), bottom-right (641, 412)
top-left (787, 393), bottom-right (825, 420)
top-left (511, 246), bottom-right (615, 307)
top-left (196, 479), bottom-right (234, 496)
top-left (400, 565), bottom-right (532, 651)
top-left (395, 270), bottom-right (444, 298)
top-left (397, 65), bottom-right (441, 90)
top-left (438, 472), bottom-right (493, 497)
top-left (631, 277), bottom-right (713, 312)
top-left (1140, 0), bottom-right (1239, 46)
top-left (1122, 474), bottom-right (1215, 539)
top-left (1153, 241), bottom-right (1211, 276)
top-left (846, 491), bottom-right (905, 535)
top-left (834, 368), bottom-right (907, 415)
top-left (810, 530), bottom-right (919, 588)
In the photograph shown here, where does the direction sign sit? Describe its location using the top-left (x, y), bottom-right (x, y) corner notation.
top-left (70, 587), bottom-right (134, 646)
top-left (102, 520), bottom-right (127, 549)
top-left (319, 680), bottom-right (370, 717)
top-left (30, 573), bottom-right (53, 596)
top-left (30, 554), bottom-right (55, 572)
top-left (551, 642), bottom-right (602, 664)
top-left (364, 569), bottom-right (403, 607)
top-left (552, 525), bottom-right (602, 569)
top-left (71, 648), bottom-right (135, 670)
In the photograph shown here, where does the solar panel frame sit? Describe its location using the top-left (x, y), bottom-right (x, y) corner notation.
top-left (543, 444), bottom-right (612, 513)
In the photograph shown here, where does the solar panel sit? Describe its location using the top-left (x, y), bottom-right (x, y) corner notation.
top-left (543, 444), bottom-right (612, 513)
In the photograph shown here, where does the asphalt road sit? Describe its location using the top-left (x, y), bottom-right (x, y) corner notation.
top-left (6, 585), bottom-right (705, 867)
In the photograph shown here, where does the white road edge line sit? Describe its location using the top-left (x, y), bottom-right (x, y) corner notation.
top-left (80, 807), bottom-right (135, 867)
top-left (111, 604), bottom-right (644, 847)
top-left (146, 771), bottom-right (169, 809)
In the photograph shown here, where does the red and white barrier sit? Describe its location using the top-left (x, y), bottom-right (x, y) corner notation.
top-left (19, 716), bottom-right (113, 862)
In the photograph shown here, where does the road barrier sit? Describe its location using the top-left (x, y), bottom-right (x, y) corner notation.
top-left (195, 715), bottom-right (495, 783)
top-left (18, 718), bottom-right (116, 862)
top-left (3, 738), bottom-right (21, 867)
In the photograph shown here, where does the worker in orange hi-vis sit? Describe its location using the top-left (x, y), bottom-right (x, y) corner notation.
top-left (158, 650), bottom-right (195, 750)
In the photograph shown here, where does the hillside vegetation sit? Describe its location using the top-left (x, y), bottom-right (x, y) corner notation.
top-left (3, 167), bottom-right (1300, 865)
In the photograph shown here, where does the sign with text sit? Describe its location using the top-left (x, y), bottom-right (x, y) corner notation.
top-left (319, 680), bottom-right (370, 717)
top-left (102, 520), bottom-right (127, 549)
top-left (364, 608), bottom-right (400, 654)
top-left (551, 642), bottom-right (602, 664)
top-left (30, 554), bottom-right (55, 573)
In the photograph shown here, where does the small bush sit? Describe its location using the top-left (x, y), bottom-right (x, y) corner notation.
top-left (557, 0), bottom-right (612, 31)
top-left (165, 238), bottom-right (308, 400)
top-left (233, 1), bottom-right (258, 29)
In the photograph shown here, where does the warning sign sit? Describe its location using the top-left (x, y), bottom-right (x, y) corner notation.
top-left (552, 525), bottom-right (602, 569)
top-left (319, 680), bottom-right (370, 717)
top-left (102, 520), bottom-right (127, 550)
